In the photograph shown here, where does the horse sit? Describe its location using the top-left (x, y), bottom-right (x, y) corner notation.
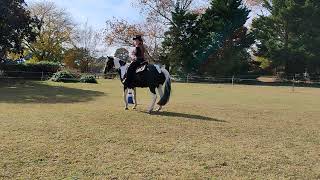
top-left (104, 56), bottom-right (171, 113)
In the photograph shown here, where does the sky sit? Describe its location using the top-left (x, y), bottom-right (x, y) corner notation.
top-left (25, 0), bottom-right (263, 29)
top-left (24, 0), bottom-right (264, 55)
top-left (25, 0), bottom-right (143, 30)
top-left (25, 0), bottom-right (145, 55)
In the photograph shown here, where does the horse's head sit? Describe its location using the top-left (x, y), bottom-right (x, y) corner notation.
top-left (104, 56), bottom-right (115, 74)
top-left (104, 56), bottom-right (125, 74)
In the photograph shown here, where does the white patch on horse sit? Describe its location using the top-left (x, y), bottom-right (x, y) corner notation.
top-left (120, 64), bottom-right (129, 79)
top-left (113, 57), bottom-right (121, 69)
top-left (154, 64), bottom-right (162, 73)
top-left (148, 92), bottom-right (157, 113)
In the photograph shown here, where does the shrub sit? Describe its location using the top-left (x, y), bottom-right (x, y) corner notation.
top-left (50, 71), bottom-right (79, 83)
top-left (80, 75), bottom-right (98, 84)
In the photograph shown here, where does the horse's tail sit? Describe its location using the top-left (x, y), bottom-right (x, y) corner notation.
top-left (157, 68), bottom-right (171, 106)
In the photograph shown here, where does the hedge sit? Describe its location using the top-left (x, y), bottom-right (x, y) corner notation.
top-left (0, 61), bottom-right (61, 79)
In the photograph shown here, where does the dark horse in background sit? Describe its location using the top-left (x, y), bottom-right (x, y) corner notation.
top-left (104, 57), bottom-right (171, 113)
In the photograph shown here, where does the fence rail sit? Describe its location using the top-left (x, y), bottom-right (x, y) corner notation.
top-left (0, 70), bottom-right (113, 80)
top-left (1, 70), bottom-right (320, 90)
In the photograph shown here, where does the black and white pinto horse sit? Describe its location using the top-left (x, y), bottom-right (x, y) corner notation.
top-left (104, 57), bottom-right (171, 113)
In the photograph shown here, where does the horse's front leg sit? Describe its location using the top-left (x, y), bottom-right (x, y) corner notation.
top-left (148, 87), bottom-right (157, 114)
top-left (123, 88), bottom-right (129, 110)
top-left (133, 88), bottom-right (137, 110)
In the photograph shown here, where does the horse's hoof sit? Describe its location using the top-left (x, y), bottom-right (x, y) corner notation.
top-left (147, 110), bottom-right (152, 114)
top-left (125, 107), bottom-right (129, 110)
top-left (156, 106), bottom-right (162, 112)
top-left (133, 107), bottom-right (137, 110)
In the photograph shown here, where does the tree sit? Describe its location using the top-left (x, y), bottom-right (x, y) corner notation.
top-left (0, 0), bottom-right (39, 60)
top-left (161, 0), bottom-right (254, 75)
top-left (63, 48), bottom-right (79, 69)
top-left (114, 48), bottom-right (129, 62)
top-left (64, 48), bottom-right (105, 73)
top-left (73, 22), bottom-right (103, 57)
top-left (105, 0), bottom-right (258, 73)
top-left (105, 1), bottom-right (204, 63)
top-left (25, 1), bottom-right (75, 62)
top-left (160, 4), bottom-right (199, 74)
top-left (136, 0), bottom-right (205, 63)
top-left (105, 18), bottom-right (144, 47)
top-left (196, 0), bottom-right (254, 75)
top-left (63, 47), bottom-right (90, 72)
top-left (135, 0), bottom-right (195, 26)
top-left (76, 48), bottom-right (91, 73)
top-left (91, 56), bottom-right (107, 73)
top-left (105, 18), bottom-right (162, 63)
top-left (71, 22), bottom-right (103, 72)
top-left (252, 0), bottom-right (320, 75)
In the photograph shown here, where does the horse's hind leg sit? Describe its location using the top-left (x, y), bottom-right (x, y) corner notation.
top-left (133, 88), bottom-right (137, 110)
top-left (148, 87), bottom-right (157, 114)
top-left (156, 85), bottom-right (163, 112)
top-left (123, 88), bottom-right (129, 110)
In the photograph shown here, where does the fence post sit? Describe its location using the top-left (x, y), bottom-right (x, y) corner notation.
top-left (292, 76), bottom-right (295, 92)
top-left (41, 71), bottom-right (44, 81)
top-left (232, 75), bottom-right (235, 86)
top-left (187, 74), bottom-right (189, 83)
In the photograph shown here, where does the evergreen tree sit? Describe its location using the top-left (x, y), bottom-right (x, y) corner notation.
top-left (252, 0), bottom-right (320, 75)
top-left (196, 0), bottom-right (254, 75)
top-left (161, 4), bottom-right (198, 75)
top-left (161, 0), bottom-right (254, 75)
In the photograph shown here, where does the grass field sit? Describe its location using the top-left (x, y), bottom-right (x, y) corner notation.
top-left (0, 80), bottom-right (319, 179)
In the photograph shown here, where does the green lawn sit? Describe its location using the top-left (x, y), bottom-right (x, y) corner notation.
top-left (0, 80), bottom-right (319, 179)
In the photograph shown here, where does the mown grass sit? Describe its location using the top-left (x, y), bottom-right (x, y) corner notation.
top-left (0, 80), bottom-right (319, 179)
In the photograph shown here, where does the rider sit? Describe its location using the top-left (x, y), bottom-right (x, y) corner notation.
top-left (123, 35), bottom-right (146, 88)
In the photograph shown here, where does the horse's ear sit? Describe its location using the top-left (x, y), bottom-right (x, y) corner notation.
top-left (107, 56), bottom-right (114, 60)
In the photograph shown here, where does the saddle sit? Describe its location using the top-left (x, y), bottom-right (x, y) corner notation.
top-left (121, 61), bottom-right (162, 85)
top-left (135, 61), bottom-right (149, 73)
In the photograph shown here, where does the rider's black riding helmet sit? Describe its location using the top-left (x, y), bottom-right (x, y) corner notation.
top-left (133, 35), bottom-right (143, 42)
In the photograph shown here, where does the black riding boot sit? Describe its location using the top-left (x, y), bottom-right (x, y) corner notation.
top-left (124, 61), bottom-right (140, 88)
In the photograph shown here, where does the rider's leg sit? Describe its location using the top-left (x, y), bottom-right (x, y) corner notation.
top-left (125, 61), bottom-right (139, 88)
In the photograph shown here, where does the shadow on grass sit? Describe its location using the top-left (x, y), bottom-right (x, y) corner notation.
top-left (141, 111), bottom-right (227, 123)
top-left (0, 80), bottom-right (105, 104)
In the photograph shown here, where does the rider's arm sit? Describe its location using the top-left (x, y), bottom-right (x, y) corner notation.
top-left (131, 48), bottom-right (137, 61)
